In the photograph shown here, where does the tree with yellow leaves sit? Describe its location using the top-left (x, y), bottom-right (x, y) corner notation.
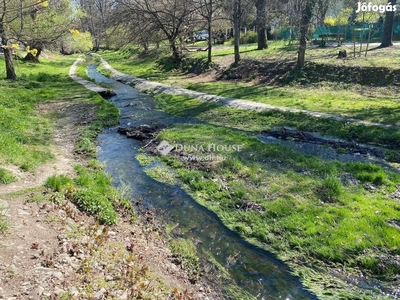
top-left (1, 0), bottom-right (75, 78)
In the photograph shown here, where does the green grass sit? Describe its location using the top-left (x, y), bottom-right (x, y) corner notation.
top-left (0, 53), bottom-right (127, 225)
top-left (99, 45), bottom-right (172, 81)
top-left (147, 91), bottom-right (400, 298)
top-left (169, 238), bottom-right (201, 282)
top-left (184, 81), bottom-right (400, 126)
top-left (152, 123), bottom-right (400, 295)
top-left (44, 163), bottom-right (135, 225)
top-left (0, 167), bottom-right (16, 184)
top-left (155, 94), bottom-right (400, 154)
top-left (136, 153), bottom-right (155, 166)
top-left (0, 55), bottom-right (84, 171)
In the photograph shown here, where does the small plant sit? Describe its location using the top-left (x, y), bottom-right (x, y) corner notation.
top-left (75, 136), bottom-right (96, 156)
top-left (70, 189), bottom-right (118, 225)
top-left (318, 176), bottom-right (342, 202)
top-left (0, 168), bottom-right (16, 184)
top-left (170, 238), bottom-right (201, 283)
top-left (45, 175), bottom-right (74, 192)
top-left (136, 153), bottom-right (155, 166)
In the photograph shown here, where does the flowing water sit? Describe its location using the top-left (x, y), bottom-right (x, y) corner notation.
top-left (88, 65), bottom-right (318, 299)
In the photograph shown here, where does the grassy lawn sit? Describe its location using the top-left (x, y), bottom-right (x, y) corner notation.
top-left (185, 81), bottom-right (400, 126)
top-left (0, 56), bottom-right (81, 171)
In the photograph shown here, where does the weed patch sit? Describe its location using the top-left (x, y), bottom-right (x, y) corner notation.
top-left (44, 163), bottom-right (134, 225)
top-left (170, 238), bottom-right (201, 283)
top-left (0, 168), bottom-right (16, 184)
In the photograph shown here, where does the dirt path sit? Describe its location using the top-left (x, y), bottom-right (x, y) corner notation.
top-left (0, 96), bottom-right (218, 299)
top-left (100, 58), bottom-right (400, 131)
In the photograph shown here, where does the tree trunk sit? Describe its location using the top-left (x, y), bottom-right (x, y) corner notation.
top-left (169, 38), bottom-right (181, 62)
top-left (23, 45), bottom-right (42, 63)
top-left (24, 52), bottom-right (40, 63)
top-left (207, 0), bottom-right (213, 64)
top-left (255, 0), bottom-right (267, 50)
top-left (297, 0), bottom-right (315, 69)
top-left (0, 22), bottom-right (17, 80)
top-left (233, 0), bottom-right (241, 65)
top-left (380, 0), bottom-right (397, 48)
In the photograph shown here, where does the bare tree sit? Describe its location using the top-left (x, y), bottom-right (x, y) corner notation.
top-left (114, 0), bottom-right (199, 62)
top-left (221, 0), bottom-right (252, 65)
top-left (1, 0), bottom-right (25, 79)
top-left (1, 0), bottom-right (55, 78)
top-left (233, 0), bottom-right (241, 64)
top-left (78, 0), bottom-right (115, 50)
top-left (196, 0), bottom-right (224, 63)
top-left (7, 0), bottom-right (74, 62)
top-left (297, 0), bottom-right (316, 69)
top-left (0, 16), bottom-right (17, 80)
top-left (315, 0), bottom-right (333, 26)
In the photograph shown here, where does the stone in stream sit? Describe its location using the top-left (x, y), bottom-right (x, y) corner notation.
top-left (117, 124), bottom-right (161, 140)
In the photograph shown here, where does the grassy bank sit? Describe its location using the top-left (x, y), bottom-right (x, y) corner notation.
top-left (95, 47), bottom-right (400, 297)
top-left (99, 42), bottom-right (400, 128)
top-left (143, 93), bottom-right (400, 299)
top-left (156, 94), bottom-right (400, 160)
top-left (0, 54), bottom-right (124, 225)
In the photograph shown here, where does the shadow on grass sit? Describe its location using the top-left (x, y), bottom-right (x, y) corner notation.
top-left (187, 82), bottom-right (285, 100)
top-left (346, 106), bottom-right (400, 126)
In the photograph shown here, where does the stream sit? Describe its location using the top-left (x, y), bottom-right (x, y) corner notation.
top-left (88, 64), bottom-right (318, 299)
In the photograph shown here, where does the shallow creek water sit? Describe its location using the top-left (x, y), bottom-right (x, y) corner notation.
top-left (88, 65), bottom-right (318, 299)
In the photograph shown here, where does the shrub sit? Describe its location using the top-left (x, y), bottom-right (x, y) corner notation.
top-left (239, 31), bottom-right (258, 44)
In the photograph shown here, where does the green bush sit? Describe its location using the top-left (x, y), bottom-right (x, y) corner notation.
top-left (239, 31), bottom-right (258, 44)
top-left (0, 168), bottom-right (16, 184)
